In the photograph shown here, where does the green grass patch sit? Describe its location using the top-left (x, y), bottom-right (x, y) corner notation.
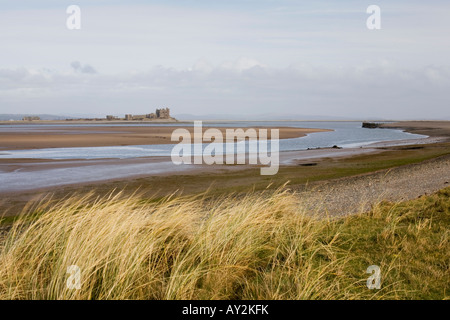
top-left (334, 187), bottom-right (450, 299)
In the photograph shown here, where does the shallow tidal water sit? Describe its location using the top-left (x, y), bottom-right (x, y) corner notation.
top-left (0, 121), bottom-right (428, 191)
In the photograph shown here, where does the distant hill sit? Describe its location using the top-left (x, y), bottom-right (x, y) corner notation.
top-left (173, 113), bottom-right (360, 121)
top-left (3, 113), bottom-right (446, 122)
top-left (0, 114), bottom-right (77, 121)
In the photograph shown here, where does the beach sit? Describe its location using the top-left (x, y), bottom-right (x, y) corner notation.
top-left (1, 143), bottom-right (449, 219)
top-left (0, 120), bottom-right (449, 217)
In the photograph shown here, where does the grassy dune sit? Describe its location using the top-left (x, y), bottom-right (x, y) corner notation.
top-left (0, 186), bottom-right (449, 300)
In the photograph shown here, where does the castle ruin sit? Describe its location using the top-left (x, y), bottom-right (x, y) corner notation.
top-left (108, 108), bottom-right (173, 121)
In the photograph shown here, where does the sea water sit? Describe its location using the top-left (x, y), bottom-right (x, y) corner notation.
top-left (0, 122), bottom-right (428, 191)
top-left (0, 121), bottom-right (427, 160)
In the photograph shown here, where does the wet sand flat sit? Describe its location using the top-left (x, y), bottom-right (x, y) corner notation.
top-left (0, 125), bottom-right (330, 151)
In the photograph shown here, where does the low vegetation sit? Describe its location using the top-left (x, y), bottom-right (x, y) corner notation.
top-left (0, 186), bottom-right (448, 300)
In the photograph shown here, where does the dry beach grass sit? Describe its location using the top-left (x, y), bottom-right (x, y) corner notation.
top-left (0, 186), bottom-right (448, 300)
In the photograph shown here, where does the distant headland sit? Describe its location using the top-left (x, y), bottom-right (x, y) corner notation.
top-left (66, 108), bottom-right (177, 122)
top-left (4, 108), bottom-right (178, 123)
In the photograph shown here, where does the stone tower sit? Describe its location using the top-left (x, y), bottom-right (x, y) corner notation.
top-left (156, 108), bottom-right (170, 119)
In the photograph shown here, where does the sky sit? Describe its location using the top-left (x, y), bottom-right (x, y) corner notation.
top-left (0, 0), bottom-right (449, 119)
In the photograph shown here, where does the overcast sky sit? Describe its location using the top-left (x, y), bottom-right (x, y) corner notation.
top-left (1, 0), bottom-right (449, 119)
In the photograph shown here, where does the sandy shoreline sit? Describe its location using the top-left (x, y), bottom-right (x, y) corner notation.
top-left (294, 154), bottom-right (450, 216)
top-left (1, 146), bottom-right (448, 217)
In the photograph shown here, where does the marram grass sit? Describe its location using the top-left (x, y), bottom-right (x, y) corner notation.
top-left (0, 187), bottom-right (448, 300)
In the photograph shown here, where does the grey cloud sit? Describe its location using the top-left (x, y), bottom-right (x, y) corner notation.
top-left (70, 61), bottom-right (97, 74)
top-left (0, 61), bottom-right (449, 119)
